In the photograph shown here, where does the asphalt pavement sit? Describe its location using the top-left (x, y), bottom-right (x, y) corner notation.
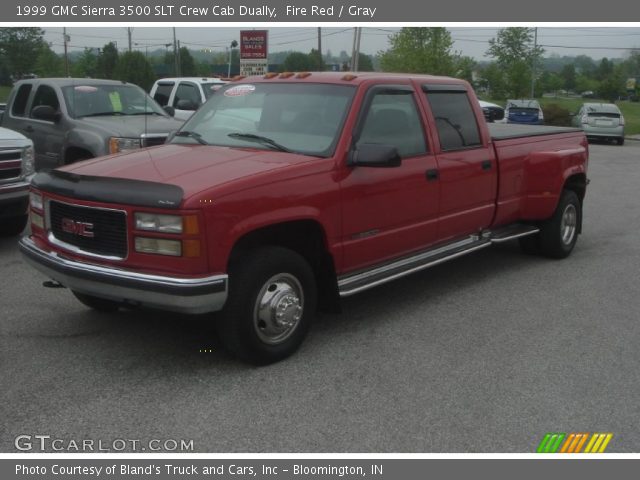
top-left (1, 142), bottom-right (639, 453)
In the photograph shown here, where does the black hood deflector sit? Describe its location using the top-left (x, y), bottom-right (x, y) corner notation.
top-left (32, 170), bottom-right (184, 210)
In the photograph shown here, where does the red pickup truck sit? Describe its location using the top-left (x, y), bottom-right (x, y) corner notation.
top-left (19, 73), bottom-right (588, 364)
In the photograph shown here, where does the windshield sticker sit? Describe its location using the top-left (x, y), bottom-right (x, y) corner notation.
top-left (108, 92), bottom-right (122, 112)
top-left (224, 84), bottom-right (255, 97)
top-left (74, 86), bottom-right (98, 93)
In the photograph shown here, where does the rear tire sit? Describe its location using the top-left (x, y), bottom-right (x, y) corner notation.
top-left (72, 291), bottom-right (121, 312)
top-left (0, 215), bottom-right (28, 236)
top-left (216, 246), bottom-right (317, 365)
top-left (538, 190), bottom-right (581, 259)
top-left (617, 137), bottom-right (625, 146)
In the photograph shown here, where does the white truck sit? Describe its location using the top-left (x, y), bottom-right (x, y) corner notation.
top-left (150, 77), bottom-right (228, 121)
top-left (0, 126), bottom-right (34, 235)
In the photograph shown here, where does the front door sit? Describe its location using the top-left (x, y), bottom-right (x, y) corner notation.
top-left (339, 85), bottom-right (440, 273)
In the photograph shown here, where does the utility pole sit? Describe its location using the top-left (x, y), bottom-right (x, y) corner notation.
top-left (354, 28), bottom-right (362, 72)
top-left (127, 27), bottom-right (133, 52)
top-left (176, 40), bottom-right (182, 77)
top-left (350, 27), bottom-right (357, 71)
top-left (63, 28), bottom-right (69, 77)
top-left (531, 27), bottom-right (538, 98)
top-left (317, 27), bottom-right (322, 71)
top-left (173, 27), bottom-right (179, 76)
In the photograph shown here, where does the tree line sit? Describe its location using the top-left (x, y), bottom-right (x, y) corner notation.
top-left (2, 27), bottom-right (639, 101)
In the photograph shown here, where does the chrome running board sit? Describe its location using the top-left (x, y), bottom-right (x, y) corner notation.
top-left (337, 223), bottom-right (539, 297)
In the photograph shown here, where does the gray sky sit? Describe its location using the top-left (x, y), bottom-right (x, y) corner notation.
top-left (42, 27), bottom-right (640, 60)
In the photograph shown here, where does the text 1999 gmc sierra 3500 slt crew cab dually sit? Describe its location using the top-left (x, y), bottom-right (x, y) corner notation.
top-left (19, 73), bottom-right (589, 364)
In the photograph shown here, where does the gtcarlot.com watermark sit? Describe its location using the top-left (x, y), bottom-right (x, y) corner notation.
top-left (14, 435), bottom-right (194, 452)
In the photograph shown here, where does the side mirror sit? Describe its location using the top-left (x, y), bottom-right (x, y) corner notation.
top-left (176, 99), bottom-right (198, 111)
top-left (349, 144), bottom-right (401, 168)
top-left (163, 105), bottom-right (176, 117)
top-left (31, 105), bottom-right (60, 122)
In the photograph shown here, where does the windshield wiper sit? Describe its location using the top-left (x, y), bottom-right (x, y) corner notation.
top-left (228, 133), bottom-right (292, 153)
top-left (174, 130), bottom-right (209, 145)
top-left (129, 111), bottom-right (161, 115)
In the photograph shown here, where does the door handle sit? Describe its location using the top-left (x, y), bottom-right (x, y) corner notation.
top-left (425, 169), bottom-right (439, 181)
top-left (481, 160), bottom-right (492, 170)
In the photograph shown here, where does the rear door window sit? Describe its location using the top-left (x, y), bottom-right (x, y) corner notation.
top-left (11, 84), bottom-right (33, 117)
top-left (424, 89), bottom-right (482, 151)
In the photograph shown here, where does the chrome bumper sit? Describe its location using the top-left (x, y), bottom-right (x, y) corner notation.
top-left (19, 236), bottom-right (228, 314)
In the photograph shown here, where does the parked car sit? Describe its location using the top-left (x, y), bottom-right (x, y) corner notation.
top-left (20, 72), bottom-right (588, 364)
top-left (479, 100), bottom-right (505, 123)
top-left (572, 102), bottom-right (625, 145)
top-left (150, 77), bottom-right (228, 121)
top-left (0, 126), bottom-right (34, 235)
top-left (505, 99), bottom-right (544, 125)
top-left (1, 78), bottom-right (183, 171)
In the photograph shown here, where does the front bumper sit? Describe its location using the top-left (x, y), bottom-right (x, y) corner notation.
top-left (0, 180), bottom-right (29, 219)
top-left (19, 236), bottom-right (228, 314)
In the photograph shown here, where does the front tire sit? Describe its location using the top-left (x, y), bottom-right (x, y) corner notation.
top-left (216, 246), bottom-right (317, 365)
top-left (0, 215), bottom-right (28, 236)
top-left (617, 137), bottom-right (625, 146)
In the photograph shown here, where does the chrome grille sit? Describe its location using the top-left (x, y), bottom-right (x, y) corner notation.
top-left (0, 148), bottom-right (22, 182)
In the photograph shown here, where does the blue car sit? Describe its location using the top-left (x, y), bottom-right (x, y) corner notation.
top-left (505, 99), bottom-right (544, 125)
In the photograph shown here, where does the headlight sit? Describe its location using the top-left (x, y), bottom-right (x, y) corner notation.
top-left (21, 145), bottom-right (35, 176)
top-left (135, 237), bottom-right (182, 256)
top-left (135, 212), bottom-right (183, 234)
top-left (29, 192), bottom-right (43, 211)
top-left (109, 137), bottom-right (141, 154)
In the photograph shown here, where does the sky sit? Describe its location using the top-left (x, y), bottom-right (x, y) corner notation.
top-left (42, 27), bottom-right (640, 61)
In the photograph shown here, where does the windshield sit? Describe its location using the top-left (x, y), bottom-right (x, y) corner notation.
top-left (172, 82), bottom-right (356, 157)
top-left (62, 84), bottom-right (167, 118)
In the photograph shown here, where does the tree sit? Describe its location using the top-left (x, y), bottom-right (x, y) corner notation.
top-left (481, 62), bottom-right (508, 99)
top-left (560, 64), bottom-right (576, 91)
top-left (486, 28), bottom-right (544, 98)
top-left (308, 48), bottom-right (324, 71)
top-left (0, 27), bottom-right (46, 79)
top-left (283, 52), bottom-right (313, 72)
top-left (72, 48), bottom-right (99, 78)
top-left (114, 51), bottom-right (156, 90)
top-left (356, 53), bottom-right (374, 72)
top-left (379, 27), bottom-right (460, 75)
top-left (34, 45), bottom-right (64, 78)
top-left (596, 58), bottom-right (614, 81)
top-left (179, 47), bottom-right (197, 76)
top-left (97, 42), bottom-right (119, 79)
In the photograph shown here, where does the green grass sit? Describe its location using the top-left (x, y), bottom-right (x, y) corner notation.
top-left (483, 96), bottom-right (640, 136)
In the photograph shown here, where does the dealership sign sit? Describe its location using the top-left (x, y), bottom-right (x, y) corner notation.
top-left (240, 30), bottom-right (268, 76)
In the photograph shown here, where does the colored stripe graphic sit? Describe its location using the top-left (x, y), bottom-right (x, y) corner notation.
top-left (539, 433), bottom-right (613, 453)
top-left (537, 433), bottom-right (566, 453)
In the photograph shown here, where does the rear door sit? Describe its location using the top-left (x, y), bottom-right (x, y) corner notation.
top-left (421, 85), bottom-right (497, 242)
top-left (339, 84), bottom-right (440, 272)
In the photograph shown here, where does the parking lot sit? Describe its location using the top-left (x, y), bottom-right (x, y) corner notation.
top-left (1, 141), bottom-right (639, 453)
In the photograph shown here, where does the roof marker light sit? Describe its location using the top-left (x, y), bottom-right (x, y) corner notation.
top-left (279, 72), bottom-right (295, 79)
top-left (342, 74), bottom-right (358, 81)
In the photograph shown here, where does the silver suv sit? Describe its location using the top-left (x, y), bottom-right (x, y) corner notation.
top-left (572, 103), bottom-right (625, 145)
top-left (1, 78), bottom-right (183, 171)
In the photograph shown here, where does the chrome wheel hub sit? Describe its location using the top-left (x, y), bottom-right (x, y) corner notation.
top-left (254, 273), bottom-right (304, 345)
top-left (560, 204), bottom-right (577, 245)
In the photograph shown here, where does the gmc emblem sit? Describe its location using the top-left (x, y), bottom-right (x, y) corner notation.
top-left (61, 218), bottom-right (95, 238)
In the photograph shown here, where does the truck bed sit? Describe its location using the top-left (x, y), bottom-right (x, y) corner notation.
top-left (489, 123), bottom-right (581, 140)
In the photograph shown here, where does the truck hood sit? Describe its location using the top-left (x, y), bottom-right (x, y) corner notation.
top-left (77, 115), bottom-right (183, 137)
top-left (50, 144), bottom-right (316, 204)
top-left (0, 126), bottom-right (30, 144)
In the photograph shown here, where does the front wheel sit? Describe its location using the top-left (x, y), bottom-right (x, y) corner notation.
top-left (0, 215), bottom-right (28, 236)
top-left (216, 246), bottom-right (317, 365)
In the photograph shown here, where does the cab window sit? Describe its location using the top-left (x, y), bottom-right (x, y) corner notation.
top-left (31, 85), bottom-right (60, 115)
top-left (424, 89), bottom-right (482, 151)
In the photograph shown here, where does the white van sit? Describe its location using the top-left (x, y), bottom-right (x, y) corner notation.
top-left (150, 77), bottom-right (228, 121)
